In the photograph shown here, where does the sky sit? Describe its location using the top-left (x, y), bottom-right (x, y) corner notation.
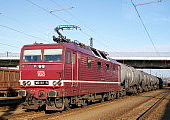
top-left (0, 0), bottom-right (170, 77)
top-left (1, 0), bottom-right (170, 53)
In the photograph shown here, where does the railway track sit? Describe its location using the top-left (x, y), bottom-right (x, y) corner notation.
top-left (136, 91), bottom-right (170, 120)
top-left (112, 90), bottom-right (170, 120)
top-left (1, 89), bottom-right (169, 120)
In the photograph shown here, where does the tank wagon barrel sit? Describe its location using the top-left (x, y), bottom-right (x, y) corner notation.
top-left (120, 64), bottom-right (160, 94)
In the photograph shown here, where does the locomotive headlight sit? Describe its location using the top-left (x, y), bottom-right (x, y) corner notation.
top-left (23, 81), bottom-right (27, 86)
top-left (57, 81), bottom-right (62, 86)
top-left (27, 81), bottom-right (31, 85)
top-left (53, 81), bottom-right (57, 86)
top-left (38, 65), bottom-right (41, 68)
top-left (37, 65), bottom-right (45, 69)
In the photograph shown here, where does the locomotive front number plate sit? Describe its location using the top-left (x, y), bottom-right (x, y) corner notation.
top-left (34, 81), bottom-right (49, 85)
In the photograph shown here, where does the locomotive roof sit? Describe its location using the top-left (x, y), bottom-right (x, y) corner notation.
top-left (22, 42), bottom-right (92, 55)
top-left (22, 42), bottom-right (118, 64)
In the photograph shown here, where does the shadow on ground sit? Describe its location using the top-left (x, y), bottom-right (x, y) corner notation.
top-left (161, 100), bottom-right (170, 120)
top-left (0, 104), bottom-right (19, 120)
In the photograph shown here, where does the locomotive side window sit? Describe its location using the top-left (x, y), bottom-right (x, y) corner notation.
top-left (66, 51), bottom-right (71, 64)
top-left (44, 49), bottom-right (62, 62)
top-left (97, 62), bottom-right (101, 70)
top-left (23, 49), bottom-right (41, 62)
top-left (106, 64), bottom-right (110, 72)
top-left (87, 57), bottom-right (92, 68)
top-left (112, 65), bottom-right (116, 72)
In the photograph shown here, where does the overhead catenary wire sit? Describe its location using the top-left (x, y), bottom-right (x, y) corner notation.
top-left (50, 6), bottom-right (75, 13)
top-left (134, 0), bottom-right (163, 6)
top-left (49, 0), bottom-right (120, 55)
top-left (0, 24), bottom-right (49, 42)
top-left (25, 0), bottom-right (95, 39)
top-left (0, 42), bottom-right (18, 48)
top-left (25, 0), bottom-right (95, 41)
top-left (25, 0), bottom-right (70, 24)
top-left (0, 12), bottom-right (53, 40)
top-left (26, 0), bottom-right (121, 56)
top-left (131, 0), bottom-right (160, 56)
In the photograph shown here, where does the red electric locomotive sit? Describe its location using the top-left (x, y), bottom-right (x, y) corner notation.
top-left (18, 25), bottom-right (122, 111)
top-left (18, 25), bottom-right (160, 111)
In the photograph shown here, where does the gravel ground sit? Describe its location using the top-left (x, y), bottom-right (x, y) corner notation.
top-left (1, 89), bottom-right (170, 120)
top-left (144, 93), bottom-right (170, 120)
top-left (0, 105), bottom-right (24, 117)
top-left (114, 91), bottom-right (169, 120)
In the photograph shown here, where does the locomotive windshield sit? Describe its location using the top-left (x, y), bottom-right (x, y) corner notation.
top-left (23, 48), bottom-right (62, 62)
top-left (44, 49), bottom-right (62, 62)
top-left (23, 49), bottom-right (41, 62)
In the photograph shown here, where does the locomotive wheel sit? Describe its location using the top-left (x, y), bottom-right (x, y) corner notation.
top-left (111, 93), bottom-right (117, 100)
top-left (100, 97), bottom-right (105, 102)
top-left (116, 92), bottom-right (120, 98)
top-left (26, 96), bottom-right (34, 104)
top-left (64, 98), bottom-right (70, 110)
top-left (54, 98), bottom-right (64, 110)
top-left (138, 86), bottom-right (143, 93)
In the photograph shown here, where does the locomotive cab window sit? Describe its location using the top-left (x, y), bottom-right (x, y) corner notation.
top-left (44, 49), bottom-right (62, 62)
top-left (23, 49), bottom-right (41, 62)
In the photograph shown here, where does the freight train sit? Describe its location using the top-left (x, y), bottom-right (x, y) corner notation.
top-left (0, 68), bottom-right (20, 97)
top-left (18, 25), bottom-right (162, 112)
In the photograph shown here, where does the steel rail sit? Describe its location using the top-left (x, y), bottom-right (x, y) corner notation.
top-left (136, 91), bottom-right (170, 120)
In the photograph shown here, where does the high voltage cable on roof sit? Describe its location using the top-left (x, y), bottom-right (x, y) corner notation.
top-left (0, 24), bottom-right (49, 42)
top-left (131, 0), bottom-right (160, 56)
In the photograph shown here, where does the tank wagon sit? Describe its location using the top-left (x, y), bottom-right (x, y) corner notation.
top-left (120, 64), bottom-right (160, 94)
top-left (18, 25), bottom-right (162, 112)
top-left (0, 68), bottom-right (20, 96)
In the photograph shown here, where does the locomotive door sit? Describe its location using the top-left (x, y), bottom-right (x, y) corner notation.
top-left (71, 52), bottom-right (78, 87)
